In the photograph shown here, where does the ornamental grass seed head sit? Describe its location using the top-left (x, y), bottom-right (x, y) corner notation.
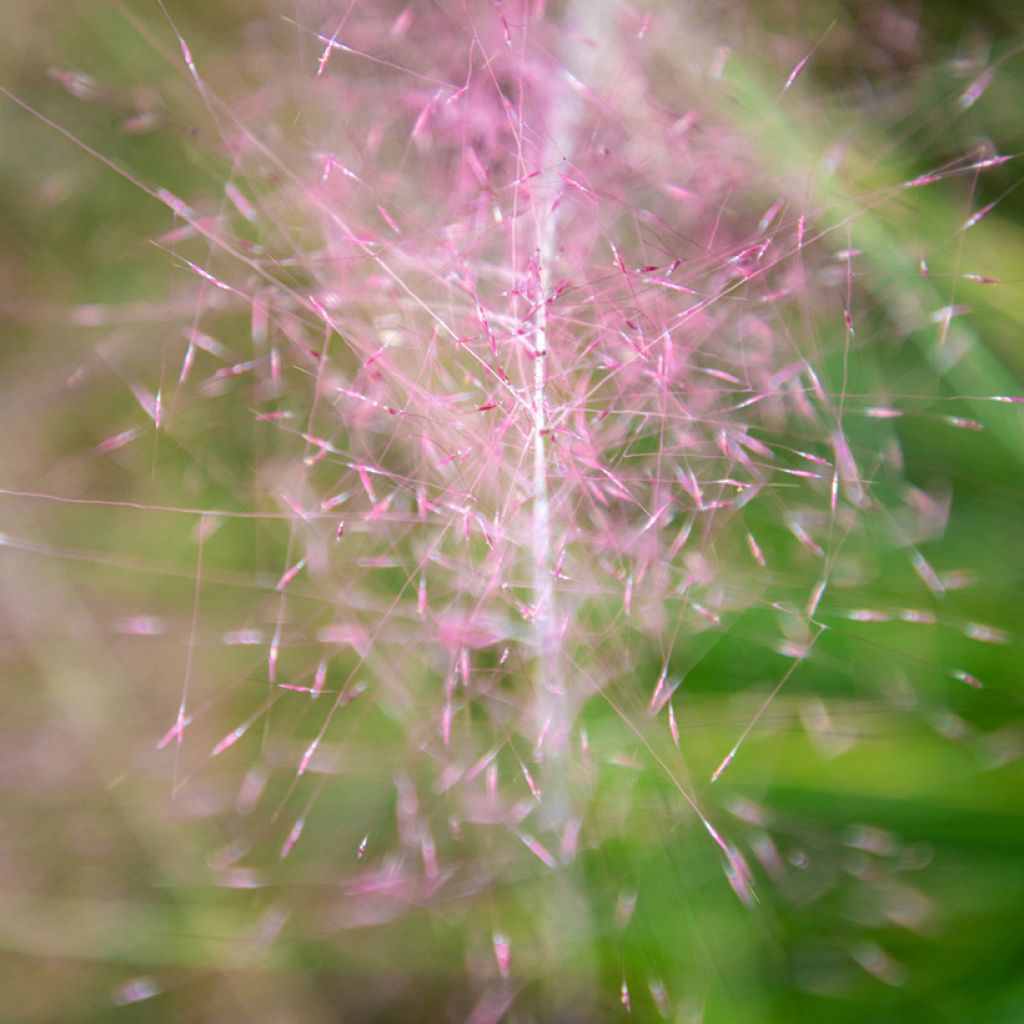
top-left (2, 0), bottom-right (1020, 1018)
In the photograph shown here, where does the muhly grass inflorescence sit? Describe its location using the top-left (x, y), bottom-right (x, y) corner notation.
top-left (3, 0), bottom-right (1022, 1018)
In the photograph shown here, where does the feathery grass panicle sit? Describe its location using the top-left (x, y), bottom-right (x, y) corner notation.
top-left (1, 1), bottom-right (1022, 1019)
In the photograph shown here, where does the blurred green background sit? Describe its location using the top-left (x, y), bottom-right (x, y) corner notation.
top-left (1, 1), bottom-right (1023, 1022)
